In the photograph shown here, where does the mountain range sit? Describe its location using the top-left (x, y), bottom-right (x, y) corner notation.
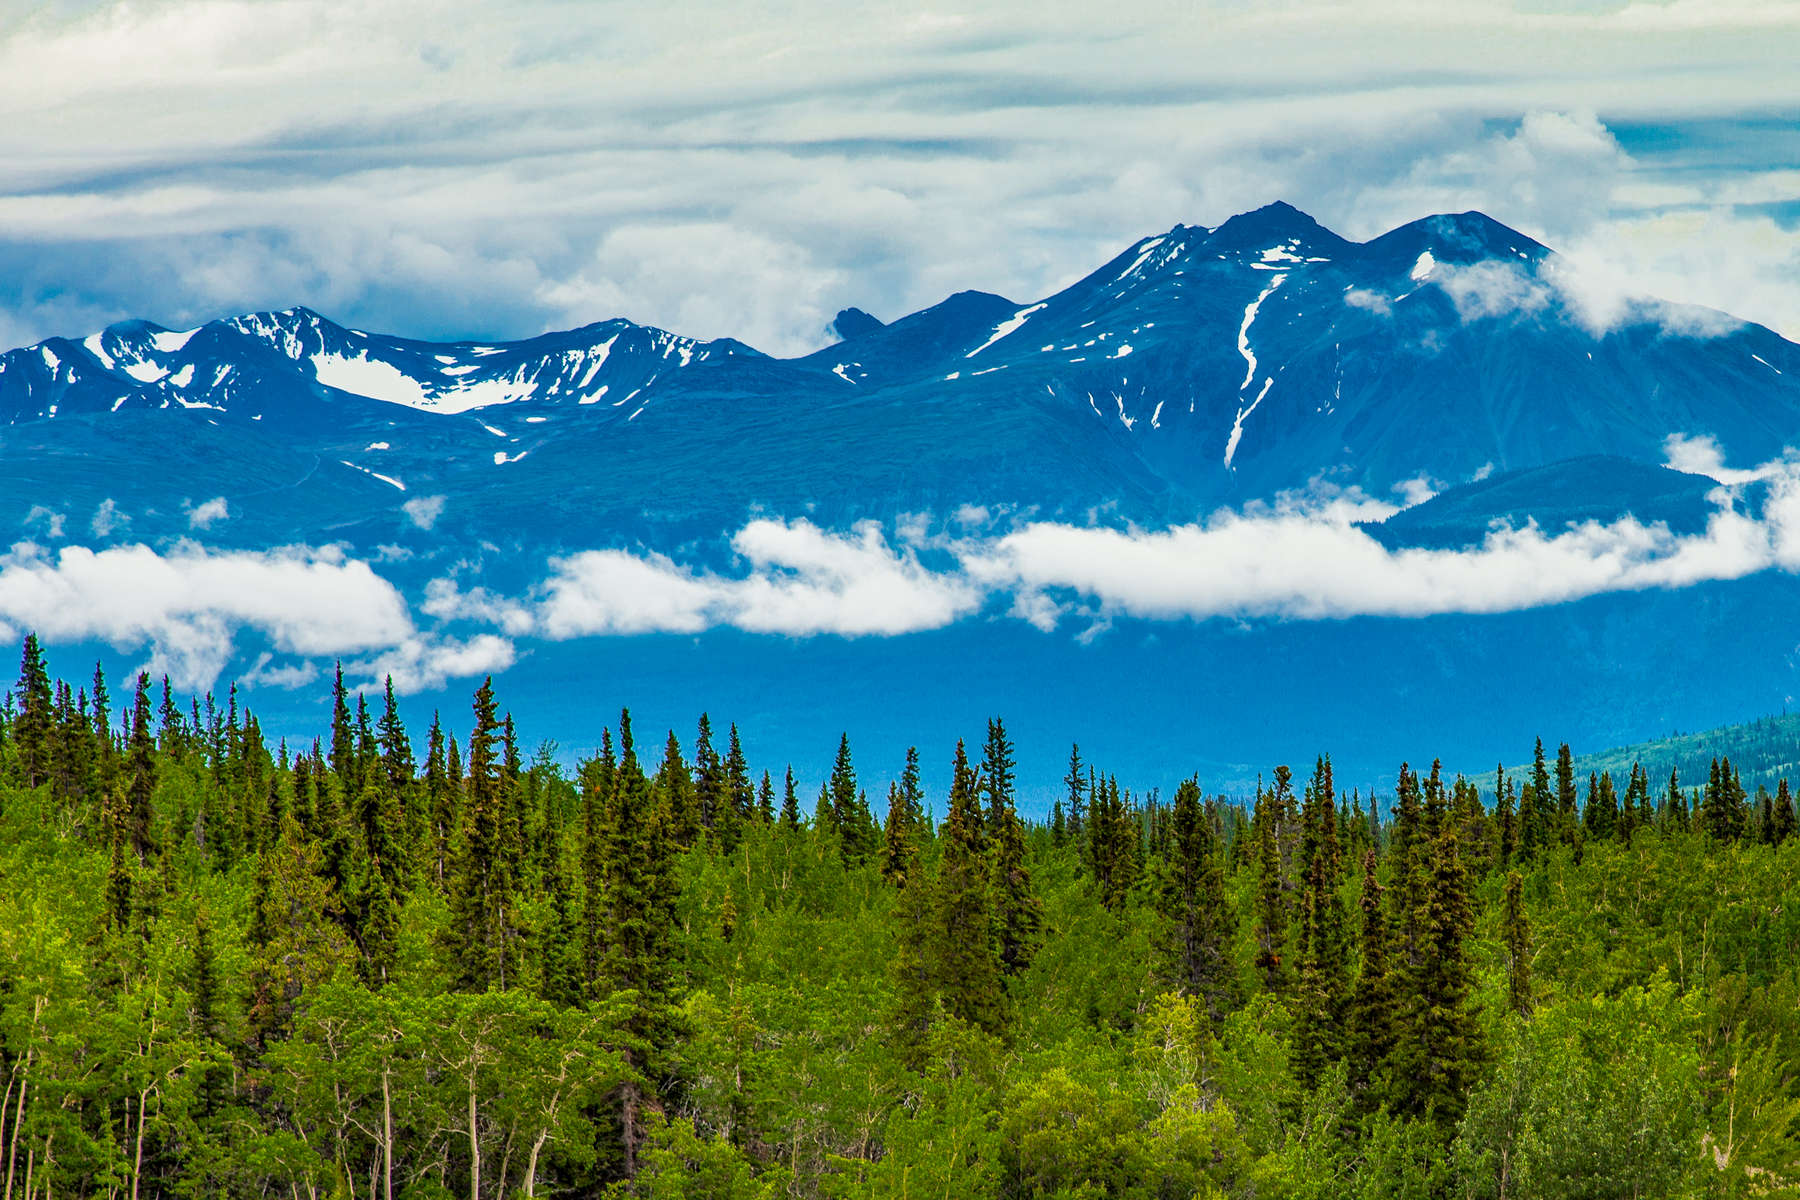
top-left (4, 202), bottom-right (1798, 803)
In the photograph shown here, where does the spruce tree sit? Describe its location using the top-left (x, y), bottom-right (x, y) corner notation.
top-left (1292, 758), bottom-right (1348, 1089)
top-left (1394, 817), bottom-right (1483, 1129)
top-left (1775, 779), bottom-right (1796, 846)
top-left (1555, 742), bottom-right (1577, 845)
top-left (756, 769), bottom-right (775, 824)
top-left (595, 709), bottom-right (682, 1174)
top-left (1495, 768), bottom-right (1517, 866)
top-left (656, 730), bottom-right (698, 849)
top-left (779, 765), bottom-right (800, 831)
top-left (1253, 789), bottom-right (1288, 995)
top-left (691, 714), bottom-right (723, 843)
top-left (1345, 849), bottom-right (1399, 1111)
top-left (12, 634), bottom-right (52, 789)
top-left (1064, 743), bottom-right (1088, 855)
top-left (724, 724), bottom-right (753, 847)
top-left (125, 672), bottom-right (156, 862)
top-left (981, 717), bottom-right (1017, 843)
top-left (933, 739), bottom-right (1005, 1035)
top-left (443, 676), bottom-right (521, 990)
top-left (989, 781), bottom-right (1041, 980)
top-left (1153, 778), bottom-right (1238, 1022)
top-left (424, 713), bottom-right (454, 886)
top-left (328, 662), bottom-right (356, 788)
top-left (580, 727), bottom-right (615, 990)
top-left (1503, 870), bottom-right (1532, 1017)
top-left (881, 781), bottom-right (917, 887)
top-left (828, 734), bottom-right (871, 864)
top-left (1666, 766), bottom-right (1689, 831)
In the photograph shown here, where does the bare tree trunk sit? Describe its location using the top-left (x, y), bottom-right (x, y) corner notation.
top-left (523, 1131), bottom-right (550, 1199)
top-left (467, 1084), bottom-right (480, 1200)
top-left (381, 1069), bottom-right (393, 1200)
top-left (131, 1091), bottom-right (149, 1200)
top-left (620, 1082), bottom-right (640, 1178)
top-left (3, 1072), bottom-right (26, 1200)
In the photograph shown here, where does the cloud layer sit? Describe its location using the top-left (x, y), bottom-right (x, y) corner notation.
top-left (0, 4), bottom-right (1796, 356)
top-left (11, 443), bottom-right (1800, 695)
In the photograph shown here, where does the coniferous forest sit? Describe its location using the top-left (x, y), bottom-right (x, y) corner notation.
top-left (4, 633), bottom-right (1800, 1198)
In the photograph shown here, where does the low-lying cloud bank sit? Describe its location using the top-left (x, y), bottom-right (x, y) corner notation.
top-left (8, 447), bottom-right (1800, 694)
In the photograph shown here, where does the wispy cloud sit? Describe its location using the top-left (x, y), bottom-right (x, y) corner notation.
top-left (0, 6), bottom-right (1795, 353)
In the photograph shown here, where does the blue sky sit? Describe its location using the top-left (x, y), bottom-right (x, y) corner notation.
top-left (0, 1), bottom-right (1796, 355)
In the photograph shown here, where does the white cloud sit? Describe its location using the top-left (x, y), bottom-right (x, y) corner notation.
top-left (23, 506), bottom-right (64, 539)
top-left (537, 518), bottom-right (981, 638)
top-left (90, 498), bottom-right (127, 537)
top-left (352, 633), bottom-right (517, 693)
top-left (187, 496), bottom-right (229, 529)
top-left (422, 576), bottom-right (534, 635)
top-left (0, 10), bottom-right (1793, 353)
top-left (402, 493), bottom-right (446, 530)
top-left (0, 540), bottom-right (413, 689)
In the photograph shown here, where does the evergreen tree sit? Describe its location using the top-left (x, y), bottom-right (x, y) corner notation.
top-left (724, 723), bottom-right (753, 847)
top-left (1495, 767), bottom-right (1517, 866)
top-left (1521, 737), bottom-right (1551, 859)
top-left (1555, 742), bottom-right (1577, 845)
top-left (424, 713), bottom-right (455, 887)
top-left (328, 662), bottom-right (356, 788)
top-left (656, 730), bottom-right (698, 849)
top-left (125, 671), bottom-right (156, 862)
top-left (1345, 849), bottom-right (1399, 1111)
top-left (779, 764), bottom-right (800, 831)
top-left (12, 633), bottom-right (52, 789)
top-left (756, 769), bottom-right (775, 824)
top-left (933, 739), bottom-right (1005, 1035)
top-left (981, 717), bottom-right (1017, 843)
top-left (1503, 870), bottom-right (1532, 1017)
top-left (1393, 816), bottom-right (1483, 1129)
top-left (443, 676), bottom-right (522, 990)
top-left (1063, 743), bottom-right (1088, 855)
top-left (988, 778), bottom-right (1041, 980)
top-left (1252, 786), bottom-right (1288, 995)
top-left (595, 708), bottom-right (682, 1174)
top-left (1774, 778), bottom-right (1796, 846)
top-left (690, 714), bottom-right (722, 844)
top-left (580, 727), bottom-right (615, 990)
top-left (1153, 778), bottom-right (1238, 1022)
top-left (1292, 757), bottom-right (1349, 1089)
top-left (1666, 766), bottom-right (1689, 830)
top-left (881, 782), bottom-right (917, 887)
top-left (828, 733), bottom-right (872, 864)
top-left (1584, 770), bottom-right (1618, 841)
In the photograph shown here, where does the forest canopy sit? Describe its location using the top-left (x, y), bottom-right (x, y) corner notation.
top-left (0, 632), bottom-right (1796, 1199)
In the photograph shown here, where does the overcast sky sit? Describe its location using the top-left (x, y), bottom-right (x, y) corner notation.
top-left (0, 0), bottom-right (1796, 357)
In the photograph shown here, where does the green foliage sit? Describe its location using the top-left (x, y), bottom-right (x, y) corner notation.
top-left (6, 637), bottom-right (1800, 1198)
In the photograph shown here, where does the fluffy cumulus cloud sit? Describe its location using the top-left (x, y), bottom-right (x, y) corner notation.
top-left (537, 519), bottom-right (981, 639)
top-left (0, 4), bottom-right (1796, 353)
top-left (0, 540), bottom-right (414, 687)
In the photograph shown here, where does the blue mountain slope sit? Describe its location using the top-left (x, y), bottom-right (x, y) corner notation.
top-left (6, 203), bottom-right (1800, 794)
top-left (1364, 456), bottom-right (1732, 550)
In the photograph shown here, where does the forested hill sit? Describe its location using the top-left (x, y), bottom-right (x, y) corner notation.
top-left (3, 632), bottom-right (1800, 1198)
top-left (1543, 711), bottom-right (1800, 799)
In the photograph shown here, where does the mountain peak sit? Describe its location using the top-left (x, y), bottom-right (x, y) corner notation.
top-left (1207, 201), bottom-right (1347, 256)
top-left (830, 307), bottom-right (885, 341)
top-left (1364, 210), bottom-right (1550, 269)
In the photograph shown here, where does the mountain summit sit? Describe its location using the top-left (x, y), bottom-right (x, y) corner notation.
top-left (0, 203), bottom-right (1794, 550)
